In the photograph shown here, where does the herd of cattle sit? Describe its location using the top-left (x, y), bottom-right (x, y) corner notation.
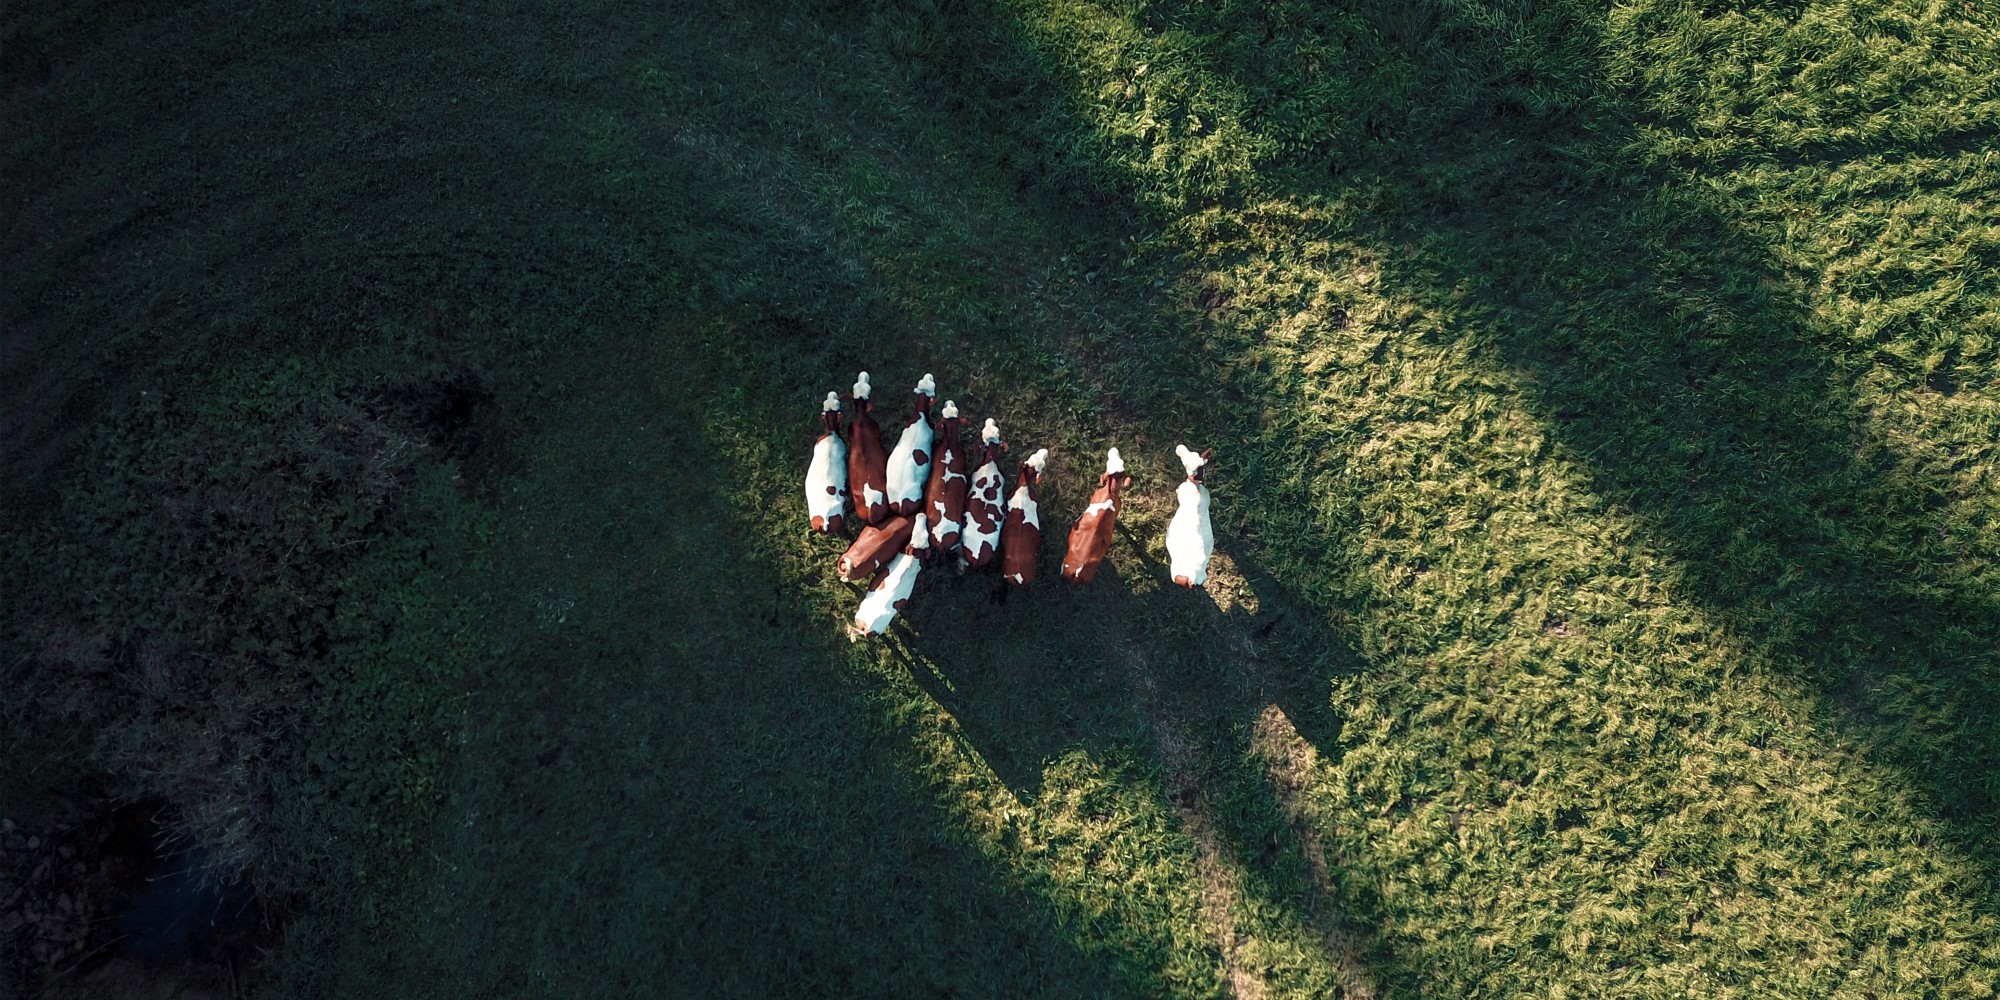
top-left (805, 372), bottom-right (1216, 639)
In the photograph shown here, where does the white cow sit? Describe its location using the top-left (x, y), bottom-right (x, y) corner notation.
top-left (805, 391), bottom-right (848, 534)
top-left (1167, 445), bottom-right (1214, 588)
top-left (851, 512), bottom-right (929, 639)
top-left (885, 373), bottom-right (936, 516)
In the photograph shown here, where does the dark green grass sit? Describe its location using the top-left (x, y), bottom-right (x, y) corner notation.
top-left (7, 0), bottom-right (2000, 997)
top-left (270, 337), bottom-right (1142, 997)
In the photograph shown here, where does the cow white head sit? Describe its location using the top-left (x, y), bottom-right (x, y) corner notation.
top-left (1175, 444), bottom-right (1212, 481)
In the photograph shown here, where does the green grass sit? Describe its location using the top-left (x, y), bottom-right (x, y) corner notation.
top-left (6, 0), bottom-right (2000, 996)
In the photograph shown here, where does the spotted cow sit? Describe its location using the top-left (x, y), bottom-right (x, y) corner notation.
top-left (885, 373), bottom-right (936, 517)
top-left (850, 512), bottom-right (929, 640)
top-left (1000, 448), bottom-right (1049, 586)
top-left (805, 391), bottom-right (848, 534)
top-left (845, 372), bottom-right (890, 525)
top-left (1060, 448), bottom-right (1130, 584)
top-left (960, 419), bottom-right (1007, 568)
top-left (1167, 445), bottom-right (1214, 588)
top-left (923, 400), bottom-right (969, 557)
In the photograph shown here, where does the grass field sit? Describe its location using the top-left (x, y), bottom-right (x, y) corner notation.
top-left (6, 0), bottom-right (2000, 996)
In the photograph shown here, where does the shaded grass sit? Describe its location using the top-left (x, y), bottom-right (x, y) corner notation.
top-left (271, 333), bottom-right (1141, 997)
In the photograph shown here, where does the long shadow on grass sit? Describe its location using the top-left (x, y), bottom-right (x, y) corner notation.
top-left (878, 511), bottom-right (1381, 995)
top-left (1355, 3), bottom-right (2000, 864)
top-left (1043, 0), bottom-right (2000, 873)
top-left (891, 534), bottom-right (1346, 801)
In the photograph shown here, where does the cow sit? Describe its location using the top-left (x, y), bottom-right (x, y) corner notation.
top-left (1000, 448), bottom-right (1050, 586)
top-left (961, 419), bottom-right (1007, 568)
top-left (924, 400), bottom-right (969, 557)
top-left (805, 391), bottom-right (849, 534)
top-left (845, 371), bottom-right (890, 525)
top-left (837, 514), bottom-right (914, 583)
top-left (1061, 447), bottom-right (1130, 584)
top-left (1167, 445), bottom-right (1214, 588)
top-left (850, 512), bottom-right (930, 640)
top-left (885, 373), bottom-right (936, 516)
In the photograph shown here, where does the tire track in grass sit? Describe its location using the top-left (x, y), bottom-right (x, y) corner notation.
top-left (1068, 484), bottom-right (1382, 1000)
top-left (1119, 636), bottom-right (1372, 1000)
top-left (1114, 639), bottom-right (1265, 1000)
top-left (1246, 701), bottom-right (1375, 1000)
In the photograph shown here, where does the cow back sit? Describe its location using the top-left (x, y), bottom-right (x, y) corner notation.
top-left (838, 514), bottom-right (914, 582)
top-left (847, 403), bottom-right (890, 525)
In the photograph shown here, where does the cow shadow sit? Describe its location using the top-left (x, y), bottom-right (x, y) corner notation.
top-left (862, 478), bottom-right (1387, 986)
top-left (884, 494), bottom-right (1355, 801)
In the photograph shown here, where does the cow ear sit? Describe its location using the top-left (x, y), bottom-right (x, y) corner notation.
top-left (1200, 448), bottom-right (1214, 462)
top-left (1118, 472), bottom-right (1134, 488)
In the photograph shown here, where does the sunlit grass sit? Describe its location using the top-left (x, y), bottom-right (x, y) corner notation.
top-left (697, 345), bottom-right (1373, 997)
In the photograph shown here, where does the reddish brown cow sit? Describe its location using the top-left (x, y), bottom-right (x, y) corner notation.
top-left (961, 419), bottom-right (1007, 568)
top-left (923, 400), bottom-right (969, 557)
top-left (846, 371), bottom-right (891, 525)
top-left (1061, 448), bottom-right (1130, 584)
top-left (1000, 448), bottom-right (1050, 586)
top-left (838, 514), bottom-right (915, 583)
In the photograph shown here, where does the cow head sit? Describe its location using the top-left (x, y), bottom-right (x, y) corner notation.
top-left (820, 391), bottom-right (842, 433)
top-left (852, 371), bottom-right (872, 413)
top-left (1019, 447), bottom-right (1049, 485)
top-left (980, 418), bottom-right (1008, 464)
top-left (912, 373), bottom-right (936, 418)
top-left (938, 399), bottom-right (961, 437)
top-left (1100, 446), bottom-right (1132, 492)
top-left (1174, 444), bottom-right (1213, 483)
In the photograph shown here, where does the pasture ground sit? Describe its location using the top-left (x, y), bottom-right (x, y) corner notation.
top-left (5, 0), bottom-right (2000, 996)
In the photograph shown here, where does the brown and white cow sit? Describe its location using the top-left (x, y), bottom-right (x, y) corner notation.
top-left (1167, 445), bottom-right (1214, 588)
top-left (805, 391), bottom-right (848, 534)
top-left (885, 373), bottom-right (936, 517)
top-left (1060, 447), bottom-right (1130, 584)
top-left (837, 513), bottom-right (914, 583)
top-left (850, 512), bottom-right (929, 640)
top-left (960, 419), bottom-right (1007, 568)
top-left (1000, 448), bottom-right (1050, 586)
top-left (923, 400), bottom-right (969, 556)
top-left (845, 371), bottom-right (891, 525)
